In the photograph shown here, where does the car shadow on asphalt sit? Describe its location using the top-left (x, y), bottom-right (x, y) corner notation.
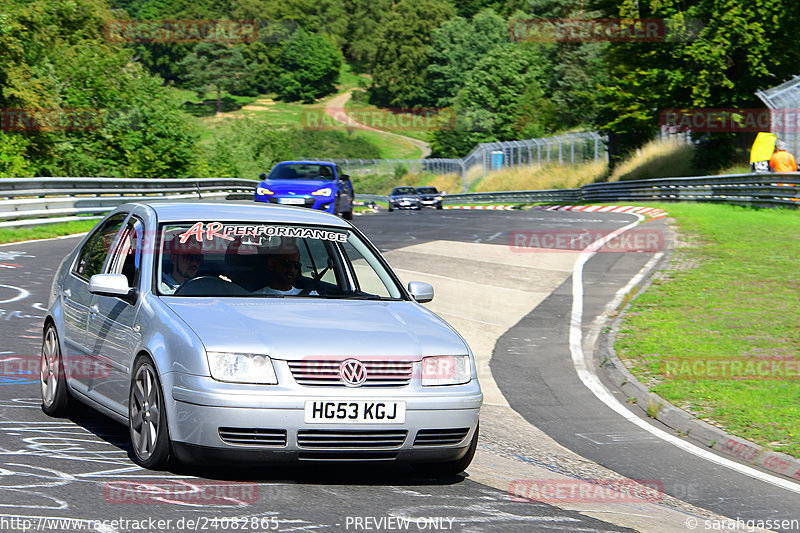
top-left (65, 407), bottom-right (469, 487)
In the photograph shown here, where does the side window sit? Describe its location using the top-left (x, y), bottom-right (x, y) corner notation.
top-left (74, 213), bottom-right (127, 280)
top-left (341, 239), bottom-right (396, 298)
top-left (107, 218), bottom-right (143, 288)
top-left (298, 238), bottom-right (339, 286)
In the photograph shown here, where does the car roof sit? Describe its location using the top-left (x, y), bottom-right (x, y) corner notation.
top-left (274, 161), bottom-right (336, 166)
top-left (129, 201), bottom-right (351, 228)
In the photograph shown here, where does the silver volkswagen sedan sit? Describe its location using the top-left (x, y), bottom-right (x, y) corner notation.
top-left (41, 202), bottom-right (482, 473)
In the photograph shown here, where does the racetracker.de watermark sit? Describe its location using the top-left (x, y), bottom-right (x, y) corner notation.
top-left (510, 18), bottom-right (702, 43)
top-left (508, 479), bottom-right (664, 503)
top-left (2, 354), bottom-right (111, 380)
top-left (508, 228), bottom-right (664, 253)
top-left (104, 480), bottom-right (259, 505)
top-left (301, 108), bottom-right (482, 132)
top-left (662, 358), bottom-right (800, 380)
top-left (104, 19), bottom-right (258, 43)
top-left (1, 108), bottom-right (110, 132)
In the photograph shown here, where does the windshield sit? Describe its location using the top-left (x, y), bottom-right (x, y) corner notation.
top-left (393, 187), bottom-right (416, 195)
top-left (267, 163), bottom-right (335, 181)
top-left (416, 187), bottom-right (438, 194)
top-left (156, 222), bottom-right (403, 299)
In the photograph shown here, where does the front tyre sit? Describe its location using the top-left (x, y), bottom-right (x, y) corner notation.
top-left (129, 356), bottom-right (171, 469)
top-left (40, 324), bottom-right (73, 416)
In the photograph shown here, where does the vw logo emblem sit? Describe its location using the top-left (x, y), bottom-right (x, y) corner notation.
top-left (339, 359), bottom-right (367, 387)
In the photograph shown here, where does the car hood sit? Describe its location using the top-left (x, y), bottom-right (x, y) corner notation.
top-left (163, 298), bottom-right (468, 360)
top-left (261, 179), bottom-right (334, 195)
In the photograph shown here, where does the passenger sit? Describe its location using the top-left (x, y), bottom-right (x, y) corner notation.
top-left (161, 235), bottom-right (203, 294)
top-left (255, 239), bottom-right (314, 296)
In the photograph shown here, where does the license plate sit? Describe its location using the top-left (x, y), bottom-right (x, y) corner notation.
top-left (304, 400), bottom-right (406, 424)
top-left (279, 197), bottom-right (305, 205)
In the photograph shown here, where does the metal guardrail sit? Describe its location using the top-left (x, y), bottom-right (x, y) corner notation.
top-left (0, 177), bottom-right (256, 228)
top-left (1, 173), bottom-right (797, 228)
top-left (439, 173), bottom-right (800, 209)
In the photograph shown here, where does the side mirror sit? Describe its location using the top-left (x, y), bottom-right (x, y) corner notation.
top-left (89, 273), bottom-right (134, 302)
top-left (259, 173), bottom-right (267, 180)
top-left (341, 174), bottom-right (350, 181)
top-left (407, 281), bottom-right (433, 303)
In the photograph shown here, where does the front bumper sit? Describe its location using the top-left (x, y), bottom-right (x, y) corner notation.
top-left (390, 200), bottom-right (421, 209)
top-left (167, 372), bottom-right (482, 464)
top-left (419, 198), bottom-right (442, 207)
top-left (255, 195), bottom-right (334, 213)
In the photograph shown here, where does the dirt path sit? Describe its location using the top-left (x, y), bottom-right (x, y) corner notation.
top-left (324, 90), bottom-right (432, 158)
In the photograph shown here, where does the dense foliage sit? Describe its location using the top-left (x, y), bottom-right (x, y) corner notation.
top-left (2, 0), bottom-right (799, 177)
top-left (0, 0), bottom-right (200, 178)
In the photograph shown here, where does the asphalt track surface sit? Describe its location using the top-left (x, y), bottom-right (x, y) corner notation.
top-left (0, 208), bottom-right (797, 533)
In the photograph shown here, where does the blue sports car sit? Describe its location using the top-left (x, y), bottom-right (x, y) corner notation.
top-left (255, 161), bottom-right (354, 220)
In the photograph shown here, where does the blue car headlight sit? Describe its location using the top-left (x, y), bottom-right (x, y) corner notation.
top-left (207, 352), bottom-right (278, 384)
top-left (257, 187), bottom-right (274, 196)
top-left (312, 187), bottom-right (333, 197)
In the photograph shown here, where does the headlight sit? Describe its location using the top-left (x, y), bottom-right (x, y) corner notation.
top-left (420, 355), bottom-right (471, 386)
top-left (256, 187), bottom-right (274, 196)
top-left (312, 187), bottom-right (332, 196)
top-left (435, 196), bottom-right (443, 201)
top-left (207, 352), bottom-right (278, 384)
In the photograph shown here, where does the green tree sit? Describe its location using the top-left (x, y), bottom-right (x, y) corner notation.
top-left (590, 0), bottom-right (800, 170)
top-left (231, 0), bottom-right (347, 48)
top-left (179, 43), bottom-right (251, 114)
top-left (430, 44), bottom-right (550, 157)
top-left (425, 9), bottom-right (509, 107)
top-left (275, 29), bottom-right (342, 103)
top-left (370, 0), bottom-right (455, 107)
top-left (0, 0), bottom-right (201, 178)
top-left (342, 0), bottom-right (393, 69)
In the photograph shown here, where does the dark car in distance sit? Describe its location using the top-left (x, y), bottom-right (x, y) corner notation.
top-left (388, 186), bottom-right (421, 212)
top-left (415, 187), bottom-right (444, 209)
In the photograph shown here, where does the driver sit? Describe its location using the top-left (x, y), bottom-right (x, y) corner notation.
top-left (161, 234), bottom-right (203, 294)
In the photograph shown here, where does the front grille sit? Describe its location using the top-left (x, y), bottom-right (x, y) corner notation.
top-left (288, 359), bottom-right (414, 387)
top-left (219, 427), bottom-right (287, 447)
top-left (298, 452), bottom-right (398, 461)
top-left (297, 429), bottom-right (408, 449)
top-left (414, 428), bottom-right (469, 447)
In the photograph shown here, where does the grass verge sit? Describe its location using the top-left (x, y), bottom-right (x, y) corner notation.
top-left (616, 203), bottom-right (800, 457)
top-left (471, 159), bottom-right (607, 192)
top-left (0, 220), bottom-right (98, 244)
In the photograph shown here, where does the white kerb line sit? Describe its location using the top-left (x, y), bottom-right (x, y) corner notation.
top-left (569, 214), bottom-right (800, 494)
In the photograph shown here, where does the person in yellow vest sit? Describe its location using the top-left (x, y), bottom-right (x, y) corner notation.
top-left (769, 140), bottom-right (797, 172)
